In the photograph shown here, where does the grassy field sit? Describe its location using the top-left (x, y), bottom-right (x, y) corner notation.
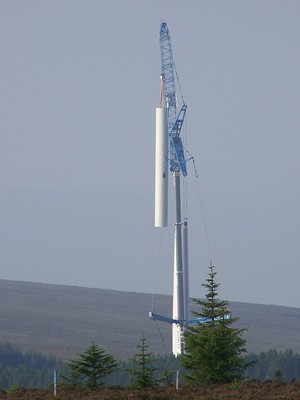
top-left (0, 279), bottom-right (300, 360)
top-left (3, 382), bottom-right (300, 399)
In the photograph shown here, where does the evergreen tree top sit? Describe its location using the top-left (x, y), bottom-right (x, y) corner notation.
top-left (192, 264), bottom-right (230, 321)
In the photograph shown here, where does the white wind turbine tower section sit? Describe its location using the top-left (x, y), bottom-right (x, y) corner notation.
top-left (155, 105), bottom-right (168, 228)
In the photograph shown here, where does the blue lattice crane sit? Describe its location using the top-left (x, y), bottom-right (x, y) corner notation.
top-left (160, 22), bottom-right (187, 177)
top-left (151, 22), bottom-right (189, 356)
top-left (151, 23), bottom-right (229, 356)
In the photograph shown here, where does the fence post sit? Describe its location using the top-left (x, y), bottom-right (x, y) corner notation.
top-left (54, 369), bottom-right (57, 396)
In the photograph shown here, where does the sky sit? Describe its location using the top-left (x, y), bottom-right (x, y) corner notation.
top-left (0, 1), bottom-right (299, 308)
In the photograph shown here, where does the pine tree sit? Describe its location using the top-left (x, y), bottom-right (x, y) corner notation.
top-left (181, 264), bottom-right (253, 384)
top-left (127, 334), bottom-right (158, 389)
top-left (65, 341), bottom-right (118, 391)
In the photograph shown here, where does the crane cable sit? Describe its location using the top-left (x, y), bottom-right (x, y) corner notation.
top-left (181, 110), bottom-right (214, 261)
top-left (160, 75), bottom-right (165, 108)
top-left (193, 173), bottom-right (214, 262)
top-left (155, 320), bottom-right (169, 353)
top-left (181, 114), bottom-right (188, 220)
top-left (174, 57), bottom-right (185, 106)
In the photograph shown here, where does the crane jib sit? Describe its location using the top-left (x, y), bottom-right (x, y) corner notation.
top-left (171, 137), bottom-right (187, 176)
top-left (160, 23), bottom-right (177, 130)
top-left (169, 104), bottom-right (187, 176)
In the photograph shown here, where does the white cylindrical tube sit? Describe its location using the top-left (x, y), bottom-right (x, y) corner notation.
top-left (182, 219), bottom-right (190, 324)
top-left (155, 107), bottom-right (168, 227)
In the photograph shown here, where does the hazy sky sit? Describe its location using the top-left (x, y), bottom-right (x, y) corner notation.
top-left (0, 1), bottom-right (299, 308)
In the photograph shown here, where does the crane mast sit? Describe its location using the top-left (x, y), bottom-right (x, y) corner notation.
top-left (152, 22), bottom-right (189, 356)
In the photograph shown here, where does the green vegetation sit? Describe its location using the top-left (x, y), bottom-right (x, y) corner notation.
top-left (127, 335), bottom-right (158, 388)
top-left (104, 353), bottom-right (181, 387)
top-left (0, 342), bottom-right (65, 389)
top-left (245, 349), bottom-right (300, 381)
top-left (2, 340), bottom-right (300, 392)
top-left (182, 264), bottom-right (253, 384)
top-left (64, 342), bottom-right (118, 391)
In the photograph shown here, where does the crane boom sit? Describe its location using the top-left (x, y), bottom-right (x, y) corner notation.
top-left (160, 22), bottom-right (187, 177)
top-left (160, 22), bottom-right (177, 131)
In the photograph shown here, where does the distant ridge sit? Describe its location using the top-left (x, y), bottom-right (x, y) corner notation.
top-left (0, 279), bottom-right (300, 360)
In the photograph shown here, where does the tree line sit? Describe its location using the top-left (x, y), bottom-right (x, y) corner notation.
top-left (0, 342), bottom-right (67, 389)
top-left (1, 342), bottom-right (300, 390)
top-left (1, 266), bottom-right (300, 390)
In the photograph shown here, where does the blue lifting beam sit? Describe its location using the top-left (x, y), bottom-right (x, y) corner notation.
top-left (149, 312), bottom-right (183, 326)
top-left (149, 311), bottom-right (231, 326)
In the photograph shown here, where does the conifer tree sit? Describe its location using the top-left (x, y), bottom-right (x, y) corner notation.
top-left (182, 264), bottom-right (253, 384)
top-left (127, 334), bottom-right (158, 389)
top-left (65, 341), bottom-right (117, 391)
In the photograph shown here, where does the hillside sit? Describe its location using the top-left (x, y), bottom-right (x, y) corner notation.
top-left (0, 279), bottom-right (300, 361)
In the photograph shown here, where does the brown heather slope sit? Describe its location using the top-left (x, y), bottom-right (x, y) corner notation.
top-left (3, 382), bottom-right (300, 400)
top-left (0, 279), bottom-right (300, 360)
